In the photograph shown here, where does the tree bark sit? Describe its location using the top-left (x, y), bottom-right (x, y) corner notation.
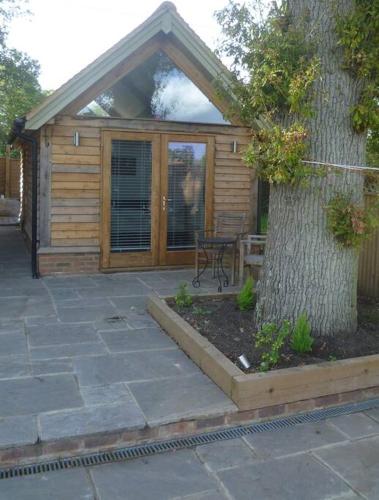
top-left (256, 0), bottom-right (366, 336)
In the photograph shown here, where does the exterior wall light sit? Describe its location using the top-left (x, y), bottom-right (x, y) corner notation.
top-left (73, 131), bottom-right (80, 147)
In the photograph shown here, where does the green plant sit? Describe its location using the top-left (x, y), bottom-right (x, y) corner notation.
top-left (325, 193), bottom-right (379, 248)
top-left (291, 312), bottom-right (313, 353)
top-left (192, 305), bottom-right (210, 316)
top-left (236, 276), bottom-right (255, 311)
top-left (174, 283), bottom-right (192, 308)
top-left (255, 320), bottom-right (291, 372)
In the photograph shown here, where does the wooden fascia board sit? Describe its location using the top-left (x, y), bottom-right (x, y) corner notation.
top-left (24, 6), bottom-right (237, 131)
top-left (25, 16), bottom-right (168, 131)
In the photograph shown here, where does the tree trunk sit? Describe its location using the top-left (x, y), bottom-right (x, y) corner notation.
top-left (256, 0), bottom-right (366, 336)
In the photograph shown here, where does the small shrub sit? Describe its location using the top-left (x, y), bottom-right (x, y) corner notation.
top-left (255, 320), bottom-right (291, 372)
top-left (174, 283), bottom-right (192, 308)
top-left (236, 276), bottom-right (255, 311)
top-left (291, 312), bottom-right (313, 353)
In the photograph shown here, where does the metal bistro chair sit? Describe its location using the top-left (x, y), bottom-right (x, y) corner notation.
top-left (194, 213), bottom-right (247, 287)
top-left (239, 234), bottom-right (267, 284)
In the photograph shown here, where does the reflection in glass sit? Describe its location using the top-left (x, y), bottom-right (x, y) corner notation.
top-left (79, 52), bottom-right (230, 125)
top-left (167, 142), bottom-right (206, 250)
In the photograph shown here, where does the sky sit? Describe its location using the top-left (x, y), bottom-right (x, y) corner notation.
top-left (7, 0), bottom-right (228, 91)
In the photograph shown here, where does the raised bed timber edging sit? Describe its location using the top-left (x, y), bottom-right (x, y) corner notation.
top-left (148, 295), bottom-right (379, 411)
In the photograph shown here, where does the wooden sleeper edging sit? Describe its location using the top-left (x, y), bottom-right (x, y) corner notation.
top-left (148, 294), bottom-right (379, 411)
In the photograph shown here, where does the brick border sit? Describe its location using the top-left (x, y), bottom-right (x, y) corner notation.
top-left (147, 295), bottom-right (379, 411)
top-left (1, 386), bottom-right (378, 468)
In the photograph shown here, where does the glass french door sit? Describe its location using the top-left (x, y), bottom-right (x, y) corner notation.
top-left (101, 131), bottom-right (160, 268)
top-left (159, 134), bottom-right (214, 266)
top-left (102, 131), bottom-right (213, 269)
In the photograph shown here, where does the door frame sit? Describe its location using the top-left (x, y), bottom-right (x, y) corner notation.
top-left (101, 130), bottom-right (161, 269)
top-left (159, 133), bottom-right (214, 266)
top-left (101, 130), bottom-right (214, 269)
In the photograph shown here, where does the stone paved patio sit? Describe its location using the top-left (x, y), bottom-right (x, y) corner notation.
top-left (0, 227), bottom-right (237, 449)
top-left (0, 410), bottom-right (379, 499)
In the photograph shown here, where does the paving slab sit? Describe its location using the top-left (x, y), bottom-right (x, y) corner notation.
top-left (44, 276), bottom-right (98, 289)
top-left (74, 349), bottom-right (199, 386)
top-left (48, 288), bottom-right (81, 301)
top-left (314, 435), bottom-right (379, 499)
top-left (366, 407), bottom-right (379, 423)
top-left (78, 283), bottom-right (150, 298)
top-left (56, 303), bottom-right (119, 323)
top-left (100, 327), bottom-right (177, 353)
top-left (0, 469), bottom-right (93, 500)
top-left (31, 359), bottom-right (73, 376)
top-left (80, 383), bottom-right (132, 406)
top-left (26, 323), bottom-right (100, 346)
top-left (0, 415), bottom-right (38, 448)
top-left (30, 342), bottom-right (108, 360)
top-left (0, 374), bottom-right (83, 417)
top-left (0, 355), bottom-right (30, 379)
top-left (328, 412), bottom-right (379, 439)
top-left (0, 319), bottom-right (24, 334)
top-left (90, 449), bottom-right (217, 500)
top-left (243, 420), bottom-right (347, 459)
top-left (124, 311), bottom-right (159, 329)
top-left (110, 296), bottom-right (148, 313)
top-left (0, 334), bottom-right (28, 357)
top-left (39, 401), bottom-right (146, 440)
top-left (128, 373), bottom-right (237, 426)
top-left (218, 453), bottom-right (354, 500)
top-left (196, 438), bottom-right (257, 472)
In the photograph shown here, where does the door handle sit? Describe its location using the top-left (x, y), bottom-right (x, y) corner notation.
top-left (162, 196), bottom-right (173, 210)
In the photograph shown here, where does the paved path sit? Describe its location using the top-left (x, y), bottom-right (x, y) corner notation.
top-left (1, 409), bottom-right (379, 499)
top-left (0, 227), bottom-right (236, 449)
top-left (0, 199), bottom-right (20, 225)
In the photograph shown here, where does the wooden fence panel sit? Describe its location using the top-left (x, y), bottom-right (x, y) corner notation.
top-left (358, 193), bottom-right (379, 298)
top-left (0, 152), bottom-right (20, 199)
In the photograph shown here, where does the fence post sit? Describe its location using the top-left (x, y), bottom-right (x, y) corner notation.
top-left (5, 144), bottom-right (11, 198)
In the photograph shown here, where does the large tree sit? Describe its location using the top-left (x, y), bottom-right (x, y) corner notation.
top-left (217, 0), bottom-right (378, 336)
top-left (0, 0), bottom-right (44, 147)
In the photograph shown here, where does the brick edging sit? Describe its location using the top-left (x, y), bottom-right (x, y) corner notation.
top-left (1, 386), bottom-right (378, 468)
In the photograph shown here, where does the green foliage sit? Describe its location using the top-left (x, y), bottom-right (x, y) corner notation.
top-left (336, 0), bottom-right (379, 133)
top-left (216, 1), bottom-right (320, 186)
top-left (291, 312), bottom-right (313, 353)
top-left (255, 320), bottom-right (291, 372)
top-left (0, 1), bottom-right (45, 146)
top-left (244, 123), bottom-right (313, 185)
top-left (236, 276), bottom-right (255, 311)
top-left (174, 283), bottom-right (193, 308)
top-left (325, 193), bottom-right (379, 248)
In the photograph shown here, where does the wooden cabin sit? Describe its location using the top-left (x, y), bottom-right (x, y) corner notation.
top-left (13, 2), bottom-right (257, 276)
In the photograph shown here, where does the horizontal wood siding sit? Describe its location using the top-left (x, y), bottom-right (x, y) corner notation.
top-left (49, 117), bottom-right (254, 254)
top-left (50, 125), bottom-right (101, 247)
top-left (215, 133), bottom-right (255, 231)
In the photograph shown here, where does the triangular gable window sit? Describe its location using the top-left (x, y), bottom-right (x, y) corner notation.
top-left (78, 51), bottom-right (230, 124)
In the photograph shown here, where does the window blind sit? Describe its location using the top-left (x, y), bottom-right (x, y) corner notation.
top-left (111, 140), bottom-right (152, 253)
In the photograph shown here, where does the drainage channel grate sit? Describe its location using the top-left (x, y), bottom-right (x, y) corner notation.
top-left (1, 397), bottom-right (379, 480)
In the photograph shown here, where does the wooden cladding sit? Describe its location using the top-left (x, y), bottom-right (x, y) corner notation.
top-left (47, 118), bottom-right (254, 258)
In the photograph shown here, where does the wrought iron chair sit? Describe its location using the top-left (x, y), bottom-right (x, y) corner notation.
top-left (239, 234), bottom-right (266, 284)
top-left (194, 213), bottom-right (247, 286)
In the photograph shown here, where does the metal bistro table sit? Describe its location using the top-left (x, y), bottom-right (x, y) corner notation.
top-left (192, 235), bottom-right (237, 292)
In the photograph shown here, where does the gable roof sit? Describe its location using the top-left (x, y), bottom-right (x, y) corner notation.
top-left (25, 2), bottom-right (234, 130)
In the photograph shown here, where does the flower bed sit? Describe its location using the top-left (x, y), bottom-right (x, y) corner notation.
top-left (148, 295), bottom-right (379, 411)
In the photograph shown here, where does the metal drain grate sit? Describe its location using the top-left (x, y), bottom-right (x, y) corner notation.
top-left (1, 397), bottom-right (379, 480)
